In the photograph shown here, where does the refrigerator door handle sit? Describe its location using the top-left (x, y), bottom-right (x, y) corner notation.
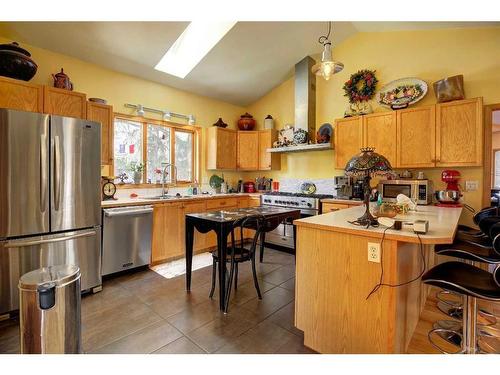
top-left (54, 135), bottom-right (61, 211)
top-left (40, 133), bottom-right (47, 212)
top-left (4, 230), bottom-right (96, 248)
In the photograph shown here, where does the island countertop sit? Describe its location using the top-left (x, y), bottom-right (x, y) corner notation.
top-left (294, 204), bottom-right (462, 244)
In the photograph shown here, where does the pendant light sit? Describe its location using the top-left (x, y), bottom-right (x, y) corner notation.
top-left (311, 22), bottom-right (344, 81)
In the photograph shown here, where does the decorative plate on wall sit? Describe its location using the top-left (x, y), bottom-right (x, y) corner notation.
top-left (378, 77), bottom-right (428, 109)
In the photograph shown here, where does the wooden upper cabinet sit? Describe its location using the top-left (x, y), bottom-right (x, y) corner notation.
top-left (237, 131), bottom-right (259, 170)
top-left (258, 130), bottom-right (281, 170)
top-left (363, 112), bottom-right (397, 166)
top-left (396, 105), bottom-right (436, 168)
top-left (87, 102), bottom-right (113, 165)
top-left (0, 76), bottom-right (43, 113)
top-left (334, 116), bottom-right (363, 169)
top-left (206, 127), bottom-right (237, 170)
top-left (43, 86), bottom-right (87, 119)
top-left (436, 97), bottom-right (483, 167)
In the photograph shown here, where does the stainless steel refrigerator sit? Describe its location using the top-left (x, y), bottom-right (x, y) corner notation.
top-left (0, 108), bottom-right (102, 315)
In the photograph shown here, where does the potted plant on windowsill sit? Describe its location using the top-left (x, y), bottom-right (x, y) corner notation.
top-left (128, 162), bottom-right (145, 184)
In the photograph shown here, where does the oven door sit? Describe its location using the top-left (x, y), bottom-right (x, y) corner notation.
top-left (264, 210), bottom-right (315, 249)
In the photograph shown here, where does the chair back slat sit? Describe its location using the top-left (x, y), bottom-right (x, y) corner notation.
top-left (229, 214), bottom-right (266, 260)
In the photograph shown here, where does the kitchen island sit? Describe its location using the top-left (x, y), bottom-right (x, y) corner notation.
top-left (293, 205), bottom-right (462, 354)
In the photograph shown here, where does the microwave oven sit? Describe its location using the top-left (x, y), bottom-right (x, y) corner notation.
top-left (378, 179), bottom-right (433, 205)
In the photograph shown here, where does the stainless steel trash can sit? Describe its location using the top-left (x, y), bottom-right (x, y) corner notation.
top-left (18, 264), bottom-right (81, 354)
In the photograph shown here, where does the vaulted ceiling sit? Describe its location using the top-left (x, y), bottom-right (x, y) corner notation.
top-left (0, 21), bottom-right (496, 106)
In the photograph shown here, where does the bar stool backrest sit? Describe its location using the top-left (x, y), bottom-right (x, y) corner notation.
top-left (494, 265), bottom-right (500, 287)
top-left (478, 216), bottom-right (500, 238)
top-left (230, 214), bottom-right (266, 257)
top-left (473, 206), bottom-right (500, 225)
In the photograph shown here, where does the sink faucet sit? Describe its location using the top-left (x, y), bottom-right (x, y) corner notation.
top-left (161, 162), bottom-right (177, 197)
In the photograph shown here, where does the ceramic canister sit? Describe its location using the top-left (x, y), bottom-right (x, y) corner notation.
top-left (264, 114), bottom-right (274, 130)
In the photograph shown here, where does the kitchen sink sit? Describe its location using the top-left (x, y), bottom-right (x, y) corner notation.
top-left (143, 194), bottom-right (188, 200)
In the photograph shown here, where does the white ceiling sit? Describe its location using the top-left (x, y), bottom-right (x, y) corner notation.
top-left (0, 21), bottom-right (497, 106)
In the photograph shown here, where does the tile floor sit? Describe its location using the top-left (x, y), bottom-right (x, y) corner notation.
top-left (0, 248), bottom-right (316, 354)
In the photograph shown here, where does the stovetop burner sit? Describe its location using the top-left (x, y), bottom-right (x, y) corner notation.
top-left (263, 191), bottom-right (334, 199)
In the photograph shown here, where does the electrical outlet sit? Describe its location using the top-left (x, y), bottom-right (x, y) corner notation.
top-left (465, 180), bottom-right (479, 192)
top-left (368, 242), bottom-right (381, 263)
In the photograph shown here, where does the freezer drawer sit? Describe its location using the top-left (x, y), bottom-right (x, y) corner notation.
top-left (102, 206), bottom-right (153, 276)
top-left (0, 227), bottom-right (101, 315)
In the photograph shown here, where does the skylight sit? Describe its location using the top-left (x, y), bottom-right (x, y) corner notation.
top-left (155, 21), bottom-right (237, 79)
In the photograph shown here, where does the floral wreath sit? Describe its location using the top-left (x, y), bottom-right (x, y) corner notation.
top-left (343, 69), bottom-right (378, 103)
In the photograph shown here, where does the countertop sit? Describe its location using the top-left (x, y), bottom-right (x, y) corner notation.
top-left (101, 193), bottom-right (261, 208)
top-left (321, 198), bottom-right (363, 205)
top-left (294, 204), bottom-right (462, 244)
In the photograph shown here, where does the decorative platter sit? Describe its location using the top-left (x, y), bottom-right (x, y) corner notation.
top-left (300, 182), bottom-right (317, 195)
top-left (317, 123), bottom-right (333, 143)
top-left (378, 77), bottom-right (427, 109)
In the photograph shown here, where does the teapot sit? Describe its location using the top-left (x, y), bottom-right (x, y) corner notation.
top-left (52, 68), bottom-right (73, 91)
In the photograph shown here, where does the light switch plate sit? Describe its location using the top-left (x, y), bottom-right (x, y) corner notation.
top-left (368, 242), bottom-right (381, 263)
top-left (465, 180), bottom-right (479, 192)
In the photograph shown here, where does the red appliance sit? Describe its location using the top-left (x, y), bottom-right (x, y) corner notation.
top-left (436, 169), bottom-right (463, 207)
top-left (441, 169), bottom-right (461, 191)
top-left (243, 181), bottom-right (256, 193)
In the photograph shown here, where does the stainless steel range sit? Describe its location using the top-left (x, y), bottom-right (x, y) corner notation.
top-left (260, 192), bottom-right (333, 250)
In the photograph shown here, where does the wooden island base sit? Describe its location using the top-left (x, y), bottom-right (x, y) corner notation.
top-left (294, 205), bottom-right (462, 354)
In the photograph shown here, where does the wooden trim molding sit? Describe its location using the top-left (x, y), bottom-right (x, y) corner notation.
top-left (483, 103), bottom-right (500, 207)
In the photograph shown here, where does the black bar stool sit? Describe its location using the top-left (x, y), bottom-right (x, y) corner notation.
top-left (435, 216), bottom-right (500, 323)
top-left (422, 261), bottom-right (500, 354)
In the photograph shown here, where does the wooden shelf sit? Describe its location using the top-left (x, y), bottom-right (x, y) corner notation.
top-left (266, 143), bottom-right (333, 153)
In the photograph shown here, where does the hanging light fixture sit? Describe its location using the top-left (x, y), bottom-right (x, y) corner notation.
top-left (311, 22), bottom-right (344, 81)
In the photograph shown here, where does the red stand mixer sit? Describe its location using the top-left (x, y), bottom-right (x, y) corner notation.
top-left (435, 169), bottom-right (463, 207)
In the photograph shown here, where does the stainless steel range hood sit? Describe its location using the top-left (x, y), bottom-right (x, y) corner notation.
top-left (294, 56), bottom-right (316, 137)
top-left (267, 56), bottom-right (333, 154)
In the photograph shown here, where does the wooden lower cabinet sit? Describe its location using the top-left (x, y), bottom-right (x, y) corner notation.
top-left (151, 197), bottom-right (252, 264)
top-left (322, 203), bottom-right (349, 212)
top-left (151, 202), bottom-right (184, 264)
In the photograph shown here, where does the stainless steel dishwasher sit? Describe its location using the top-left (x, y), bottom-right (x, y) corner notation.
top-left (102, 205), bottom-right (153, 276)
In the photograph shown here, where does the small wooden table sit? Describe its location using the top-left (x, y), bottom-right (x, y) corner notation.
top-left (185, 206), bottom-right (301, 312)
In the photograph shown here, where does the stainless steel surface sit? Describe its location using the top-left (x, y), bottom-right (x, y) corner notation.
top-left (0, 109), bottom-right (50, 238)
top-left (19, 265), bottom-right (81, 353)
top-left (102, 205), bottom-right (153, 276)
top-left (294, 56), bottom-right (316, 135)
top-left (261, 192), bottom-right (320, 249)
top-left (333, 176), bottom-right (353, 199)
top-left (50, 116), bottom-right (101, 232)
top-left (261, 194), bottom-right (320, 212)
top-left (378, 179), bottom-right (433, 205)
top-left (0, 228), bottom-right (101, 315)
top-left (435, 189), bottom-right (461, 203)
top-left (0, 110), bottom-right (102, 315)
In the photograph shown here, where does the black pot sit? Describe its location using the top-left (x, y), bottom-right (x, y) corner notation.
top-left (0, 42), bottom-right (38, 81)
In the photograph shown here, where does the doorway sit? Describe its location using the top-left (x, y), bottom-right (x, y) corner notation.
top-left (483, 104), bottom-right (500, 206)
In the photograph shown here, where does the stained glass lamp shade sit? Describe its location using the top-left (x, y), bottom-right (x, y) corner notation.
top-left (345, 147), bottom-right (393, 227)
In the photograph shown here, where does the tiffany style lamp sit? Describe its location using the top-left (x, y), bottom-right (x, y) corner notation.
top-left (345, 147), bottom-right (393, 227)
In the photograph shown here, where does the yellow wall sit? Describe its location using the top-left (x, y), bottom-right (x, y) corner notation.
top-left (0, 35), bottom-right (246, 185)
top-left (246, 27), bottom-right (500, 223)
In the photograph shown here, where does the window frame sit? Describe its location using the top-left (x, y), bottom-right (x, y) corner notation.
top-left (112, 113), bottom-right (200, 188)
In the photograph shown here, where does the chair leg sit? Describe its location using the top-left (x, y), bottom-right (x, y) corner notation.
top-left (251, 255), bottom-right (262, 299)
top-left (224, 261), bottom-right (235, 313)
top-left (209, 258), bottom-right (217, 299)
top-left (235, 263), bottom-right (239, 291)
top-left (259, 232), bottom-right (265, 263)
top-left (463, 295), bottom-right (478, 354)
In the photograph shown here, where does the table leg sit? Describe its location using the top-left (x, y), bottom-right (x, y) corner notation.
top-left (185, 218), bottom-right (194, 292)
top-left (217, 224), bottom-right (229, 312)
top-left (259, 231), bottom-right (265, 263)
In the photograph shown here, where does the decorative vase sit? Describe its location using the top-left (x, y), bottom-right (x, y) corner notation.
top-left (237, 112), bottom-right (256, 130)
top-left (133, 171), bottom-right (142, 184)
top-left (264, 114), bottom-right (274, 130)
top-left (293, 129), bottom-right (309, 144)
top-left (0, 41), bottom-right (38, 81)
top-left (213, 117), bottom-right (228, 128)
top-left (52, 68), bottom-right (74, 91)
